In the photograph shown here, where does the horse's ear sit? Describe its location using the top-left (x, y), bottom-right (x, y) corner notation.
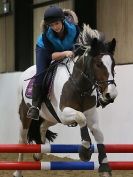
top-left (108, 38), bottom-right (116, 55)
top-left (90, 38), bottom-right (99, 56)
top-left (91, 38), bottom-right (98, 47)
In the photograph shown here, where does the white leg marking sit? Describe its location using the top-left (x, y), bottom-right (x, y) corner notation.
top-left (85, 107), bottom-right (104, 143)
top-left (61, 107), bottom-right (86, 127)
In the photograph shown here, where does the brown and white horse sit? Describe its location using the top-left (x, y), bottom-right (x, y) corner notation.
top-left (13, 25), bottom-right (118, 177)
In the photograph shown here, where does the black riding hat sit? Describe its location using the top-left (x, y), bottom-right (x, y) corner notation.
top-left (44, 5), bottom-right (65, 24)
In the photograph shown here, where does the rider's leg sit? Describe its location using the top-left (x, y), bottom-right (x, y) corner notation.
top-left (27, 83), bottom-right (43, 120)
top-left (27, 45), bottom-right (52, 120)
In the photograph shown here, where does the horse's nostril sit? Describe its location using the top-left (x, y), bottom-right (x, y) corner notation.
top-left (105, 93), bottom-right (110, 99)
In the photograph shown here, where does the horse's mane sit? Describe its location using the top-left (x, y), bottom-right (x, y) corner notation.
top-left (78, 24), bottom-right (105, 46)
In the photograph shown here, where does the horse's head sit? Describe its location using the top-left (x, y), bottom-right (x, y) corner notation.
top-left (88, 37), bottom-right (117, 107)
top-left (74, 24), bottom-right (118, 107)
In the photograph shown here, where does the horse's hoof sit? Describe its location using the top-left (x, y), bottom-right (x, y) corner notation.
top-left (13, 171), bottom-right (23, 177)
top-left (99, 172), bottom-right (112, 177)
top-left (33, 153), bottom-right (42, 161)
top-left (78, 145), bottom-right (92, 161)
top-left (99, 163), bottom-right (112, 177)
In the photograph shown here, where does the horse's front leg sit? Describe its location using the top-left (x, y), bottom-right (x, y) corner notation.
top-left (61, 107), bottom-right (92, 161)
top-left (85, 107), bottom-right (112, 177)
top-left (97, 144), bottom-right (112, 177)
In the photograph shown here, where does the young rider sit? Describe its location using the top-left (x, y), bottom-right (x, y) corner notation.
top-left (27, 5), bottom-right (79, 120)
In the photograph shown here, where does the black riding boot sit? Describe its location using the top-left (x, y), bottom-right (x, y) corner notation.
top-left (27, 84), bottom-right (42, 120)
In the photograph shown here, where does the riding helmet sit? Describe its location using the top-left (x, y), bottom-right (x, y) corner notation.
top-left (44, 5), bottom-right (65, 24)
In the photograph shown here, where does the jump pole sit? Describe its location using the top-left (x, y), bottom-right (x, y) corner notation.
top-left (0, 161), bottom-right (133, 170)
top-left (0, 144), bottom-right (133, 153)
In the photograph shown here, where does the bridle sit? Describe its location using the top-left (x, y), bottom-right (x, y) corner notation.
top-left (64, 45), bottom-right (116, 106)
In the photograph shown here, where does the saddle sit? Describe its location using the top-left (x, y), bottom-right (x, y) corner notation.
top-left (25, 60), bottom-right (63, 99)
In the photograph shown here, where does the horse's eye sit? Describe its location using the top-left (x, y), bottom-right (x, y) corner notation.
top-left (96, 62), bottom-right (103, 68)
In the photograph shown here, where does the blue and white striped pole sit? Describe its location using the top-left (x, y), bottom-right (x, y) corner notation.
top-left (48, 161), bottom-right (99, 170)
top-left (41, 144), bottom-right (98, 153)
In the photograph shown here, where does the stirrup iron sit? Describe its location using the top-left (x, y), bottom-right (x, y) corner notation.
top-left (27, 106), bottom-right (40, 120)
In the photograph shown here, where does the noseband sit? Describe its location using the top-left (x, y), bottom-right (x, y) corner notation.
top-left (79, 69), bottom-right (116, 97)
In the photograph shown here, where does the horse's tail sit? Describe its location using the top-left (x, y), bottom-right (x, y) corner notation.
top-left (27, 117), bottom-right (57, 144)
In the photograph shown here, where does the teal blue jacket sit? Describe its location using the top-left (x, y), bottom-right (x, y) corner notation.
top-left (35, 20), bottom-right (79, 84)
top-left (37, 20), bottom-right (79, 52)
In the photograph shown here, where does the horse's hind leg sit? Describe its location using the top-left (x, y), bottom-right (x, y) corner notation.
top-left (86, 107), bottom-right (112, 177)
top-left (33, 119), bottom-right (56, 161)
top-left (33, 118), bottom-right (47, 161)
top-left (13, 98), bottom-right (31, 177)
